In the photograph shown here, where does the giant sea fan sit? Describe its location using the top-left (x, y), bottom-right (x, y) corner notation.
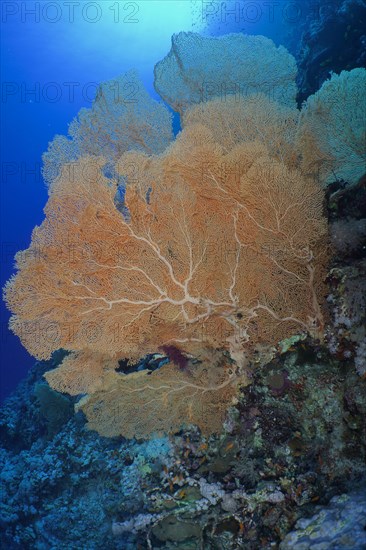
top-left (4, 32), bottom-right (365, 438)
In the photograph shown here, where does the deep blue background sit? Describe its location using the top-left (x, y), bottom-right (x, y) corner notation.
top-left (0, 0), bottom-right (316, 401)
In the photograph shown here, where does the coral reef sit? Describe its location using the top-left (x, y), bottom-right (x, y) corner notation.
top-left (1, 338), bottom-right (365, 548)
top-left (280, 487), bottom-right (366, 549)
top-left (0, 360), bottom-right (173, 548)
top-left (326, 175), bottom-right (366, 377)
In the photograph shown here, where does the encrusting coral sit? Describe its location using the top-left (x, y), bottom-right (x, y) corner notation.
top-left (4, 32), bottom-right (365, 439)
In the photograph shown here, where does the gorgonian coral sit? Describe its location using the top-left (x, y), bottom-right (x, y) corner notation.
top-left (4, 32), bottom-right (365, 438)
top-left (297, 68), bottom-right (366, 186)
top-left (42, 70), bottom-right (173, 188)
top-left (154, 32), bottom-right (298, 113)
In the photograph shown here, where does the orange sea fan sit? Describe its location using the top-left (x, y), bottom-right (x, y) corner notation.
top-left (4, 94), bottom-right (328, 438)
